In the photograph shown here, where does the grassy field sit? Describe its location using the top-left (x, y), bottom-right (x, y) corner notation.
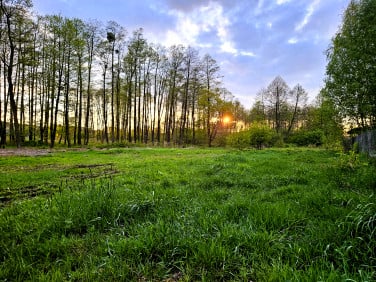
top-left (0, 148), bottom-right (375, 281)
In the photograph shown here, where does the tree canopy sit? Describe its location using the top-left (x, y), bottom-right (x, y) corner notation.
top-left (325, 0), bottom-right (376, 129)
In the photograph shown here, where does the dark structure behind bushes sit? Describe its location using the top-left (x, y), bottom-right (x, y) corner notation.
top-left (354, 129), bottom-right (376, 157)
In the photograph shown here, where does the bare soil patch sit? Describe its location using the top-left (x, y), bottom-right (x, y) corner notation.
top-left (0, 148), bottom-right (88, 157)
top-left (0, 148), bottom-right (52, 157)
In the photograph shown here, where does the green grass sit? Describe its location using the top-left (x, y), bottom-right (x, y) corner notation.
top-left (0, 148), bottom-right (375, 281)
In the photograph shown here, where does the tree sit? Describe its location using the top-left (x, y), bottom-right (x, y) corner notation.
top-left (250, 98), bottom-right (266, 123)
top-left (264, 76), bottom-right (290, 133)
top-left (97, 37), bottom-right (111, 143)
top-left (106, 21), bottom-right (126, 143)
top-left (325, 0), bottom-right (376, 128)
top-left (201, 54), bottom-right (221, 146)
top-left (70, 18), bottom-right (86, 146)
top-left (164, 45), bottom-right (185, 144)
top-left (178, 46), bottom-right (199, 145)
top-left (0, 0), bottom-right (32, 147)
top-left (286, 84), bottom-right (308, 135)
top-left (305, 90), bottom-right (343, 145)
top-left (43, 15), bottom-right (66, 148)
top-left (83, 20), bottom-right (100, 145)
top-left (149, 44), bottom-right (168, 144)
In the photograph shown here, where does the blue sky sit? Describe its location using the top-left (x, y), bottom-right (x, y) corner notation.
top-left (32, 0), bottom-right (350, 108)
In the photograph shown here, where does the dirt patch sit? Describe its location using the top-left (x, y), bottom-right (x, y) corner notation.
top-left (0, 148), bottom-right (89, 157)
top-left (65, 163), bottom-right (119, 180)
top-left (0, 163), bottom-right (119, 207)
top-left (0, 148), bottom-right (52, 157)
top-left (0, 184), bottom-right (55, 207)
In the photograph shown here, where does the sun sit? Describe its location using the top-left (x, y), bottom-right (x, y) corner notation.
top-left (223, 116), bottom-right (231, 124)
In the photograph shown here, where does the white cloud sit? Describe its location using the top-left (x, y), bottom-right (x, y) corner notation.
top-left (276, 0), bottom-right (291, 5)
top-left (164, 17), bottom-right (200, 46)
top-left (162, 1), bottom-right (248, 57)
top-left (295, 0), bottom-right (321, 32)
top-left (240, 51), bottom-right (256, 57)
top-left (255, 0), bottom-right (264, 15)
top-left (221, 41), bottom-right (237, 55)
top-left (288, 37), bottom-right (298, 44)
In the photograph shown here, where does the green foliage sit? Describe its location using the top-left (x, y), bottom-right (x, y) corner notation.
top-left (329, 150), bottom-right (376, 191)
top-left (226, 124), bottom-right (277, 150)
top-left (325, 0), bottom-right (376, 126)
top-left (299, 92), bottom-right (343, 147)
top-left (249, 123), bottom-right (275, 149)
top-left (0, 148), bottom-right (375, 281)
top-left (334, 202), bottom-right (376, 275)
top-left (191, 128), bottom-right (208, 146)
top-left (226, 130), bottom-right (250, 149)
top-left (288, 129), bottom-right (324, 146)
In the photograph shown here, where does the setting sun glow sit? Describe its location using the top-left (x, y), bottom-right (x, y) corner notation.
top-left (223, 116), bottom-right (231, 124)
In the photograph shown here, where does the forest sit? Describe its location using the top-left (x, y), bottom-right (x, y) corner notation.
top-left (0, 0), bottom-right (347, 149)
top-left (0, 0), bottom-right (248, 148)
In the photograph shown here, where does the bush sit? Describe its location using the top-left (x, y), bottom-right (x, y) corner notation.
top-left (249, 123), bottom-right (275, 149)
top-left (226, 131), bottom-right (250, 149)
top-left (226, 124), bottom-right (278, 149)
top-left (288, 130), bottom-right (324, 146)
top-left (212, 132), bottom-right (229, 147)
top-left (189, 129), bottom-right (208, 146)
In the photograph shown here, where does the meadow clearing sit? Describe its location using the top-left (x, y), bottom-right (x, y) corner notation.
top-left (0, 147), bottom-right (375, 281)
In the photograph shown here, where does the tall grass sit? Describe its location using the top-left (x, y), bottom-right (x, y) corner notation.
top-left (0, 148), bottom-right (375, 281)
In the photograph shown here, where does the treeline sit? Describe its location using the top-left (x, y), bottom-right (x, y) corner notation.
top-left (0, 0), bottom-right (248, 148)
top-left (230, 75), bottom-right (343, 149)
top-left (2, 0), bottom-right (360, 150)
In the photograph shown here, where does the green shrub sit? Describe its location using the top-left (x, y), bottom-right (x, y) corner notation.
top-left (212, 132), bottom-right (229, 147)
top-left (249, 123), bottom-right (275, 149)
top-left (226, 131), bottom-right (250, 149)
top-left (288, 130), bottom-right (324, 146)
top-left (188, 129), bottom-right (207, 146)
top-left (272, 133), bottom-right (285, 147)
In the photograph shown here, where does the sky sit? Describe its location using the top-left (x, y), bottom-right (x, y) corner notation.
top-left (31, 0), bottom-right (350, 108)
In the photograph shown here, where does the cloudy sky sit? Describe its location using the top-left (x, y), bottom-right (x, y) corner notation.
top-left (32, 0), bottom-right (350, 108)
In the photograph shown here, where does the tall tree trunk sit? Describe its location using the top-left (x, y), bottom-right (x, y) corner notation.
top-left (0, 61), bottom-right (3, 146)
top-left (115, 51), bottom-right (121, 142)
top-left (287, 86), bottom-right (300, 135)
top-left (103, 66), bottom-right (109, 143)
top-left (0, 61), bottom-right (8, 146)
top-left (64, 47), bottom-right (71, 148)
top-left (77, 55), bottom-right (83, 145)
top-left (133, 62), bottom-right (138, 143)
top-left (110, 41), bottom-right (115, 143)
top-left (179, 59), bottom-right (190, 145)
top-left (4, 10), bottom-right (21, 147)
top-left (84, 35), bottom-right (94, 145)
top-left (50, 39), bottom-right (63, 148)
